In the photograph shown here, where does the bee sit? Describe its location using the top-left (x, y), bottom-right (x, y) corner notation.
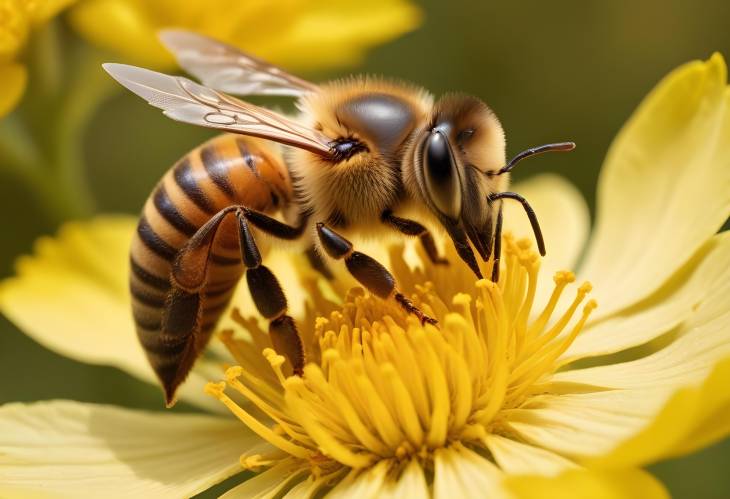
top-left (104, 31), bottom-right (574, 405)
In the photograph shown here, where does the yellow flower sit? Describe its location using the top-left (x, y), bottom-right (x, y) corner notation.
top-left (0, 0), bottom-right (76, 116)
top-left (2, 53), bottom-right (730, 497)
top-left (0, 0), bottom-right (421, 116)
top-left (69, 0), bottom-right (422, 70)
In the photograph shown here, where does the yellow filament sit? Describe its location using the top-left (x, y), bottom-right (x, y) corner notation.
top-left (204, 236), bottom-right (597, 480)
top-left (204, 382), bottom-right (312, 459)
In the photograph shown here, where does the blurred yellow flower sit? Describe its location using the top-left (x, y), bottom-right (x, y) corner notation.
top-left (69, 0), bottom-right (422, 70)
top-left (0, 0), bottom-right (76, 116)
top-left (2, 53), bottom-right (730, 497)
top-left (0, 0), bottom-right (421, 116)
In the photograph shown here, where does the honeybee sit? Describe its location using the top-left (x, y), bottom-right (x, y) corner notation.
top-left (104, 31), bottom-right (574, 405)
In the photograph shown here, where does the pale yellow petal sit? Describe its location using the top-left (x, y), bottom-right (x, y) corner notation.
top-left (219, 459), bottom-right (306, 499)
top-left (0, 61), bottom-right (26, 117)
top-left (327, 462), bottom-right (388, 498)
top-left (563, 231), bottom-right (730, 361)
top-left (504, 174), bottom-right (589, 310)
top-left (503, 468), bottom-right (668, 499)
top-left (485, 434), bottom-right (578, 476)
top-left (586, 357), bottom-right (730, 468)
top-left (0, 216), bottom-right (220, 412)
top-left (433, 445), bottom-right (508, 499)
top-left (556, 234), bottom-right (730, 390)
top-left (506, 390), bottom-right (670, 460)
top-left (534, 274), bottom-right (730, 465)
top-left (0, 400), bottom-right (264, 498)
top-left (553, 296), bottom-right (730, 463)
top-left (580, 53), bottom-right (730, 319)
top-left (378, 459), bottom-right (429, 499)
top-left (326, 460), bottom-right (429, 499)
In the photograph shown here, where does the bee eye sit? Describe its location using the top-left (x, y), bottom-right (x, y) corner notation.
top-left (422, 130), bottom-right (462, 220)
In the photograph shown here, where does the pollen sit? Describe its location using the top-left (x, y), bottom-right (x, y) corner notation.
top-left (205, 234), bottom-right (596, 488)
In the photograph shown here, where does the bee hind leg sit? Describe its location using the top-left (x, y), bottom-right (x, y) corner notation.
top-left (316, 222), bottom-right (437, 326)
top-left (235, 209), bottom-right (305, 375)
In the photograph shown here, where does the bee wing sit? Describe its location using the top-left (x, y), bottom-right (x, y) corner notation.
top-left (103, 63), bottom-right (333, 157)
top-left (158, 30), bottom-right (319, 97)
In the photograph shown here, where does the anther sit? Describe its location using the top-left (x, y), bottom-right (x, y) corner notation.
top-left (284, 376), bottom-right (306, 390)
top-left (578, 282), bottom-right (593, 295)
top-left (263, 348), bottom-right (286, 367)
top-left (204, 381), bottom-right (226, 398)
top-left (554, 270), bottom-right (575, 285)
top-left (452, 293), bottom-right (472, 307)
top-left (225, 366), bottom-right (243, 381)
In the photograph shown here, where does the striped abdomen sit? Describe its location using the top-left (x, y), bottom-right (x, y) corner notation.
top-left (129, 134), bottom-right (292, 403)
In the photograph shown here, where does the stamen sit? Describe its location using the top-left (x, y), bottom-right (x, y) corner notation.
top-left (204, 235), bottom-right (597, 482)
top-left (204, 381), bottom-right (313, 459)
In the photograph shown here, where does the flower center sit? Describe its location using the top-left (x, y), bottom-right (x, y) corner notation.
top-left (204, 235), bottom-right (596, 484)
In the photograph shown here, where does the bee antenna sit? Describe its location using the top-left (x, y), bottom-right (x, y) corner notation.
top-left (492, 142), bottom-right (575, 176)
top-left (488, 192), bottom-right (546, 256)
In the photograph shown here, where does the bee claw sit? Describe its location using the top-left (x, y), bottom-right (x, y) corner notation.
top-left (421, 314), bottom-right (438, 326)
top-left (395, 292), bottom-right (437, 326)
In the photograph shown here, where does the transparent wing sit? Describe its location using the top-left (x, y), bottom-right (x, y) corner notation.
top-left (159, 30), bottom-right (319, 97)
top-left (103, 63), bottom-right (333, 157)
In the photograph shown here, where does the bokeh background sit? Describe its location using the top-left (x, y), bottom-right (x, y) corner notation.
top-left (1, 1), bottom-right (729, 497)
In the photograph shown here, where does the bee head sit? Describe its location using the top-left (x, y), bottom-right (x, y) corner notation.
top-left (412, 94), bottom-right (507, 269)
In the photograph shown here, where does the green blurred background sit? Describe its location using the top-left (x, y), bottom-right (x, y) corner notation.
top-left (1, 1), bottom-right (729, 497)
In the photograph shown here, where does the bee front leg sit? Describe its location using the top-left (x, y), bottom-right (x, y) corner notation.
top-left (381, 210), bottom-right (448, 265)
top-left (316, 222), bottom-right (437, 325)
top-left (491, 204), bottom-right (503, 283)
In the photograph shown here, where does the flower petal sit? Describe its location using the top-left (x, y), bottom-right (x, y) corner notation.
top-left (505, 390), bottom-right (671, 461)
top-left (433, 445), bottom-right (507, 499)
top-left (29, 0), bottom-right (78, 24)
top-left (326, 460), bottom-right (429, 499)
top-left (587, 356), bottom-right (730, 468)
top-left (70, 0), bottom-right (421, 70)
top-left (484, 434), bottom-right (578, 476)
top-left (549, 295), bottom-right (730, 466)
top-left (580, 53), bottom-right (730, 319)
top-left (0, 216), bottom-right (220, 412)
top-left (326, 462), bottom-right (388, 499)
top-left (503, 468), bottom-right (668, 499)
top-left (0, 62), bottom-right (27, 117)
top-left (244, 0), bottom-right (422, 71)
top-left (509, 279), bottom-right (730, 464)
top-left (0, 400), bottom-right (263, 498)
top-left (504, 174), bottom-right (590, 308)
top-left (563, 231), bottom-right (730, 361)
top-left (219, 460), bottom-right (306, 499)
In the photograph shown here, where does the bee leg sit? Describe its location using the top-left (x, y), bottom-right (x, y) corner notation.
top-left (491, 204), bottom-right (504, 283)
top-left (305, 246), bottom-right (334, 279)
top-left (240, 208), bottom-right (308, 240)
top-left (161, 208), bottom-right (242, 405)
top-left (443, 223), bottom-right (484, 280)
top-left (235, 210), bottom-right (305, 375)
top-left (316, 222), bottom-right (437, 325)
top-left (381, 210), bottom-right (448, 264)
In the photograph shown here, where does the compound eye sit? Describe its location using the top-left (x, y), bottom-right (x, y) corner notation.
top-left (423, 130), bottom-right (462, 220)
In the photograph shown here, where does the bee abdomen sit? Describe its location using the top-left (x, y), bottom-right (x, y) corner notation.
top-left (129, 134), bottom-right (293, 397)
